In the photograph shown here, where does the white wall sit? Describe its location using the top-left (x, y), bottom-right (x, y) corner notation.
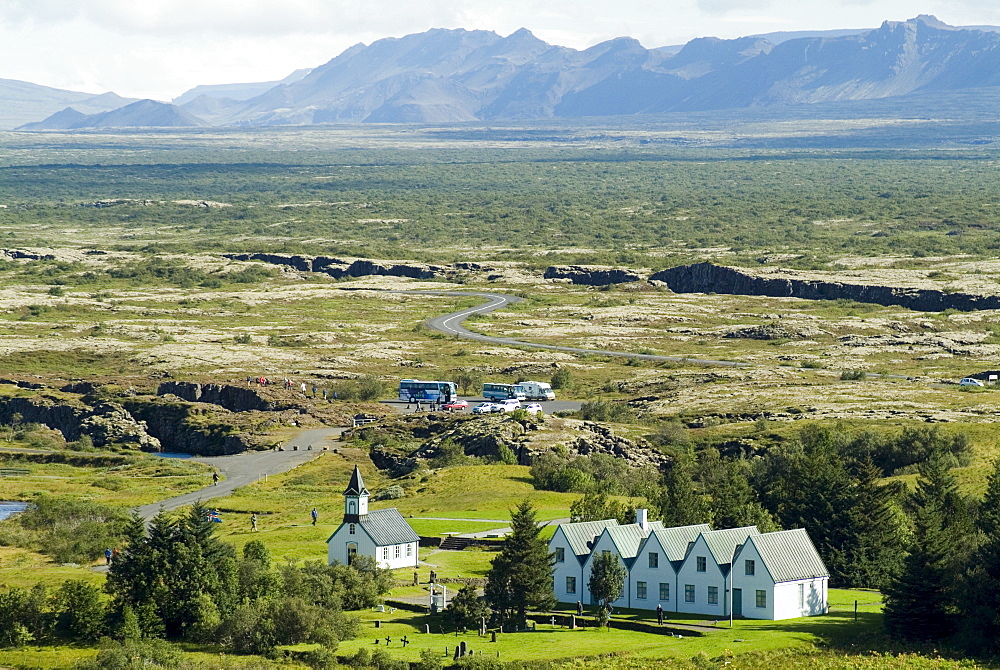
top-left (627, 535), bottom-right (677, 612)
top-left (674, 536), bottom-right (729, 617)
top-left (550, 528), bottom-right (584, 605)
top-left (731, 541), bottom-right (828, 620)
top-left (581, 532), bottom-right (630, 608)
top-left (773, 578), bottom-right (828, 620)
top-left (328, 524), bottom-right (418, 569)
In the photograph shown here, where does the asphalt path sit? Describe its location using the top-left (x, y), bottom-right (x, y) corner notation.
top-left (132, 428), bottom-right (342, 520)
top-left (414, 290), bottom-right (747, 367)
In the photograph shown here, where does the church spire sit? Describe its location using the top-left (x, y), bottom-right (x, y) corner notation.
top-left (344, 465), bottom-right (369, 522)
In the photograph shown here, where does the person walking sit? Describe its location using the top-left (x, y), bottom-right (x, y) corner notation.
top-left (105, 548), bottom-right (113, 565)
top-left (656, 603), bottom-right (664, 625)
top-left (250, 513), bottom-right (258, 532)
top-left (212, 471), bottom-right (219, 486)
top-left (311, 508), bottom-right (318, 526)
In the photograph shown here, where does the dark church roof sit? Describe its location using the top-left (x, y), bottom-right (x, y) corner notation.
top-left (344, 465), bottom-right (369, 496)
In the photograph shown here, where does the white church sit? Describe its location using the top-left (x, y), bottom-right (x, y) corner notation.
top-left (326, 466), bottom-right (420, 570)
top-left (549, 510), bottom-right (829, 620)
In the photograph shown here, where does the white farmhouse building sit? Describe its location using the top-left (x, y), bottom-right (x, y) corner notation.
top-left (549, 511), bottom-right (828, 621)
top-left (326, 466), bottom-right (420, 570)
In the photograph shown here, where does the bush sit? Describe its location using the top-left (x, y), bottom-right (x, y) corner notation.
top-left (840, 369), bottom-right (867, 380)
top-left (415, 647), bottom-right (444, 670)
top-left (233, 333), bottom-right (252, 344)
top-left (550, 367), bottom-right (573, 390)
top-left (579, 399), bottom-right (636, 423)
top-left (372, 485), bottom-right (404, 501)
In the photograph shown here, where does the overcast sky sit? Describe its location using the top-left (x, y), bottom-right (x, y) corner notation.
top-left (3, 0), bottom-right (1000, 101)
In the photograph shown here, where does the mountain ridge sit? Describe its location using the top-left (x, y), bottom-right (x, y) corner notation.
top-left (14, 15), bottom-right (1000, 130)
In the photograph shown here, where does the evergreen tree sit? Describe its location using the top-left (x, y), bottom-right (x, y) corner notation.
top-left (838, 458), bottom-right (907, 589)
top-left (654, 452), bottom-right (710, 527)
top-left (883, 454), bottom-right (966, 640)
top-left (484, 500), bottom-right (555, 628)
top-left (588, 551), bottom-right (626, 626)
top-left (957, 455), bottom-right (1000, 653)
top-left (882, 501), bottom-right (955, 640)
top-left (444, 585), bottom-right (491, 632)
top-left (702, 457), bottom-right (779, 531)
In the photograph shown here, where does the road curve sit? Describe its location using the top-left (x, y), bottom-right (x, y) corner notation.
top-left (132, 428), bottom-right (342, 520)
top-left (413, 290), bottom-right (747, 367)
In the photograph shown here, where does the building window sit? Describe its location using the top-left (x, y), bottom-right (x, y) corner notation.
top-left (648, 552), bottom-right (658, 568)
top-left (684, 584), bottom-right (695, 603)
top-left (382, 547), bottom-right (389, 560)
top-left (798, 583), bottom-right (805, 608)
top-left (407, 543), bottom-right (413, 557)
top-left (349, 501), bottom-right (356, 514)
top-left (745, 559), bottom-right (755, 576)
top-left (394, 545), bottom-right (401, 558)
top-left (347, 543), bottom-right (357, 564)
top-left (566, 576), bottom-right (576, 594)
top-left (636, 581), bottom-right (647, 599)
top-left (756, 590), bottom-right (767, 608)
top-left (659, 583), bottom-right (670, 601)
top-left (696, 556), bottom-right (706, 572)
top-left (707, 586), bottom-right (719, 605)
top-left (555, 547), bottom-right (565, 563)
top-left (349, 523), bottom-right (356, 535)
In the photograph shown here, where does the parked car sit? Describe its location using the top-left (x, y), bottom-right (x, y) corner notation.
top-left (960, 377), bottom-right (985, 387)
top-left (497, 398), bottom-right (521, 413)
top-left (523, 403), bottom-right (543, 415)
top-left (443, 399), bottom-right (469, 411)
top-left (472, 402), bottom-right (500, 414)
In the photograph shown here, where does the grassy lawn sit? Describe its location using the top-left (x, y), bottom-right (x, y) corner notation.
top-left (335, 588), bottom-right (885, 665)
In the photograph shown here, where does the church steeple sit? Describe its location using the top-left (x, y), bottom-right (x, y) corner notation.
top-left (344, 465), bottom-right (369, 522)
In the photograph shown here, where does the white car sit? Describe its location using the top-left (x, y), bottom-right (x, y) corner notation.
top-left (523, 403), bottom-right (543, 415)
top-left (959, 377), bottom-right (985, 387)
top-left (472, 402), bottom-right (500, 414)
top-left (496, 398), bottom-right (521, 413)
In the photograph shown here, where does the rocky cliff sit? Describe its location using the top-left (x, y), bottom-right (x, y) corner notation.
top-left (223, 253), bottom-right (450, 280)
top-left (652, 262), bottom-right (1000, 312)
top-left (544, 265), bottom-right (643, 286)
top-left (157, 381), bottom-right (278, 412)
top-left (0, 393), bottom-right (160, 450)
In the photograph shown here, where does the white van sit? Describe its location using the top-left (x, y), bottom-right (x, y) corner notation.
top-left (514, 381), bottom-right (555, 401)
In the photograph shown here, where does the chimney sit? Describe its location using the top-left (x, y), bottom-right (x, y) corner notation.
top-left (635, 508), bottom-right (648, 532)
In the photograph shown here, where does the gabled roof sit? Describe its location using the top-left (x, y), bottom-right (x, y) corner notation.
top-left (555, 519), bottom-right (620, 559)
top-left (646, 524), bottom-right (712, 562)
top-left (743, 529), bottom-right (829, 583)
top-left (698, 526), bottom-right (760, 566)
top-left (328, 508), bottom-right (419, 547)
top-left (344, 465), bottom-right (369, 496)
top-left (592, 521), bottom-right (665, 564)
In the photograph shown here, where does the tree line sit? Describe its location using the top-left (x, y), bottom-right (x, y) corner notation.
top-left (0, 502), bottom-right (391, 662)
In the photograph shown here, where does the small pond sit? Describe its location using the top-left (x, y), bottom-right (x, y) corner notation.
top-left (0, 501), bottom-right (28, 522)
top-left (155, 452), bottom-right (195, 459)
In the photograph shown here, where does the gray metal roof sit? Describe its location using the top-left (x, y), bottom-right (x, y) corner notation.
top-left (647, 524), bottom-right (712, 562)
top-left (699, 526), bottom-right (760, 566)
top-left (557, 519), bottom-right (620, 559)
top-left (744, 529), bottom-right (829, 583)
top-left (359, 508), bottom-right (420, 546)
top-left (601, 521), bottom-right (665, 561)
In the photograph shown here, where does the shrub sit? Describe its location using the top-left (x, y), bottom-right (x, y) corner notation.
top-left (373, 485), bottom-right (404, 501)
top-left (233, 333), bottom-right (252, 344)
top-left (550, 367), bottom-right (573, 390)
top-left (579, 399), bottom-right (636, 423)
top-left (840, 369), bottom-right (867, 380)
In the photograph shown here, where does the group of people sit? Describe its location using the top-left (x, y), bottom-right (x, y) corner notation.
top-left (245, 376), bottom-right (337, 401)
top-left (104, 547), bottom-right (119, 565)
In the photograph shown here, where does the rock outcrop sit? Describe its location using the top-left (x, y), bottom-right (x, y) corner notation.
top-left (652, 262), bottom-right (1000, 312)
top-left (544, 265), bottom-right (643, 286)
top-left (157, 381), bottom-right (277, 412)
top-left (222, 253), bottom-right (450, 280)
top-left (0, 394), bottom-right (159, 449)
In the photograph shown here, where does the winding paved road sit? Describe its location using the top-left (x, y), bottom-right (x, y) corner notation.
top-left (414, 290), bottom-right (747, 367)
top-left (133, 428), bottom-right (342, 520)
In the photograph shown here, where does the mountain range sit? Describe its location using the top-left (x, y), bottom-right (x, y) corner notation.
top-left (10, 15), bottom-right (1000, 130)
